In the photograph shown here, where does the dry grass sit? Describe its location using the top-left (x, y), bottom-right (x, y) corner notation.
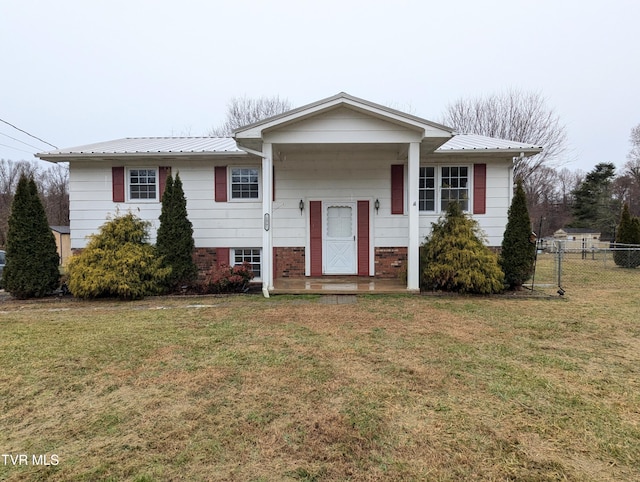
top-left (1, 276), bottom-right (639, 480)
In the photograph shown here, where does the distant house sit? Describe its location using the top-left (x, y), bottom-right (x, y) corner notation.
top-left (553, 228), bottom-right (607, 250)
top-left (37, 92), bottom-right (542, 294)
top-left (50, 226), bottom-right (71, 265)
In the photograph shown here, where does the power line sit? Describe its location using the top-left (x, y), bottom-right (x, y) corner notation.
top-left (0, 131), bottom-right (44, 151)
top-left (0, 118), bottom-right (58, 149)
top-left (0, 142), bottom-right (35, 155)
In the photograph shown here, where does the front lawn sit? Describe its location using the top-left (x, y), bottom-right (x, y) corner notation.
top-left (1, 288), bottom-right (638, 481)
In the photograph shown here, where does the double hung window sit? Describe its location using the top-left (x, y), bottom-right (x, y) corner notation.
top-left (419, 165), bottom-right (469, 212)
top-left (128, 168), bottom-right (157, 200)
top-left (233, 248), bottom-right (261, 279)
top-left (231, 168), bottom-right (259, 200)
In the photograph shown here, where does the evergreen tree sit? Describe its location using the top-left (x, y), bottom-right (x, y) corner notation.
top-left (613, 203), bottom-right (640, 268)
top-left (421, 202), bottom-right (504, 294)
top-left (500, 180), bottom-right (536, 289)
top-left (156, 172), bottom-right (197, 289)
top-left (3, 175), bottom-right (60, 298)
top-left (570, 162), bottom-right (619, 239)
top-left (67, 212), bottom-right (170, 300)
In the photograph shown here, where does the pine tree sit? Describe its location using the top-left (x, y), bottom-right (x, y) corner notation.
top-left (421, 202), bottom-right (504, 294)
top-left (613, 203), bottom-right (640, 268)
top-left (3, 175), bottom-right (60, 298)
top-left (500, 180), bottom-right (536, 289)
top-left (156, 172), bottom-right (197, 289)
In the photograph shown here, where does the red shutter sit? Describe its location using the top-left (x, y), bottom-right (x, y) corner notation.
top-left (310, 201), bottom-right (322, 276)
top-left (217, 247), bottom-right (230, 267)
top-left (112, 166), bottom-right (125, 202)
top-left (391, 164), bottom-right (404, 215)
top-left (473, 163), bottom-right (487, 215)
top-left (159, 166), bottom-right (171, 200)
top-left (215, 166), bottom-right (227, 202)
top-left (357, 201), bottom-right (370, 276)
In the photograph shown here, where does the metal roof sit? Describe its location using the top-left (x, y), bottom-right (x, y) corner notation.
top-left (436, 134), bottom-right (542, 153)
top-left (37, 134), bottom-right (541, 160)
top-left (37, 137), bottom-right (242, 158)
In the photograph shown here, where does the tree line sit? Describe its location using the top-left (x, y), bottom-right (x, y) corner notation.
top-left (0, 159), bottom-right (69, 247)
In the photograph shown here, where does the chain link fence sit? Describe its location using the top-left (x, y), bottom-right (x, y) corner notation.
top-left (525, 241), bottom-right (640, 296)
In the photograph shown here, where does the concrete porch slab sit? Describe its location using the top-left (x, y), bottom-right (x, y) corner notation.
top-left (271, 277), bottom-right (411, 295)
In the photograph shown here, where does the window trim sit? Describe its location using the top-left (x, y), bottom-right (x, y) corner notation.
top-left (231, 248), bottom-right (262, 281)
top-left (228, 166), bottom-right (261, 202)
top-left (419, 164), bottom-right (471, 213)
top-left (126, 167), bottom-right (159, 202)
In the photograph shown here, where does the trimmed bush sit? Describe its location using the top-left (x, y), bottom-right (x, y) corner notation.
top-left (67, 212), bottom-right (170, 300)
top-left (3, 175), bottom-right (60, 299)
top-left (421, 202), bottom-right (504, 294)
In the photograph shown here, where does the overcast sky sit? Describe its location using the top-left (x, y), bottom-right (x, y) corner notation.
top-left (1, 0), bottom-right (638, 173)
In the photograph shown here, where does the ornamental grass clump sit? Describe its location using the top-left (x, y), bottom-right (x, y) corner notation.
top-left (421, 202), bottom-right (504, 294)
top-left (67, 212), bottom-right (170, 300)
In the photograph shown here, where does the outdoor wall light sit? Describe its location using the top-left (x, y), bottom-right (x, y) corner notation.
top-left (375, 198), bottom-right (380, 213)
top-left (299, 199), bottom-right (304, 215)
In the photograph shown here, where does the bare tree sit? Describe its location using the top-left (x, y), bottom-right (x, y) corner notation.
top-left (621, 124), bottom-right (640, 215)
top-left (39, 162), bottom-right (70, 226)
top-left (441, 90), bottom-right (569, 181)
top-left (0, 159), bottom-right (41, 247)
top-left (0, 160), bottom-right (70, 247)
top-left (208, 96), bottom-right (293, 137)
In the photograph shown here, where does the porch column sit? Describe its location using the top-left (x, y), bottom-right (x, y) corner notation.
top-left (262, 143), bottom-right (274, 295)
top-left (407, 142), bottom-right (420, 291)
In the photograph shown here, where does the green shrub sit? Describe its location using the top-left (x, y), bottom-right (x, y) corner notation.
top-left (613, 203), bottom-right (640, 268)
top-left (67, 212), bottom-right (170, 300)
top-left (500, 180), bottom-right (536, 289)
top-left (156, 173), bottom-right (197, 290)
top-left (3, 175), bottom-right (60, 299)
top-left (421, 202), bottom-right (504, 294)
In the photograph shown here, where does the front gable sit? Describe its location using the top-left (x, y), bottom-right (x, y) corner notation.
top-left (233, 92), bottom-right (454, 153)
top-left (263, 106), bottom-right (424, 144)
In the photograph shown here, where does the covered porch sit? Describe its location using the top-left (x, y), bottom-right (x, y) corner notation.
top-left (233, 92), bottom-right (454, 296)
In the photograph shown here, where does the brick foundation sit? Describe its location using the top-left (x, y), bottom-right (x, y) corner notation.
top-left (193, 247), bottom-right (220, 280)
top-left (274, 247), bottom-right (306, 278)
top-left (375, 247), bottom-right (408, 278)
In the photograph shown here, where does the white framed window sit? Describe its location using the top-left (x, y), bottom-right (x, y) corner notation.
top-left (419, 165), bottom-right (470, 212)
top-left (230, 167), bottom-right (260, 200)
top-left (232, 248), bottom-right (261, 279)
top-left (419, 166), bottom-right (436, 211)
top-left (441, 166), bottom-right (469, 212)
top-left (128, 168), bottom-right (158, 201)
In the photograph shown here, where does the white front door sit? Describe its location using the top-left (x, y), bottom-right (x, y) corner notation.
top-left (323, 202), bottom-right (357, 274)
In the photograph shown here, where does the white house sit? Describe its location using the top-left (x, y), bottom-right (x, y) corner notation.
top-left (37, 93), bottom-right (542, 295)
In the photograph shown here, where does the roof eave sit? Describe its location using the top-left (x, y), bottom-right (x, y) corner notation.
top-left (434, 147), bottom-right (543, 157)
top-left (36, 151), bottom-right (250, 162)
